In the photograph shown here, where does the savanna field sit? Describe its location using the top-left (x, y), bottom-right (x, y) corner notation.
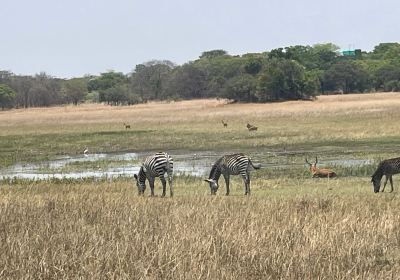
top-left (1, 93), bottom-right (400, 279)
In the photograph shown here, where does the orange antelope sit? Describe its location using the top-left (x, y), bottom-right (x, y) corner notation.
top-left (221, 120), bottom-right (228, 128)
top-left (246, 123), bottom-right (258, 131)
top-left (305, 157), bottom-right (337, 178)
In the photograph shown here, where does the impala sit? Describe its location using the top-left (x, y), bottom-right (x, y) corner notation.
top-left (305, 157), bottom-right (337, 178)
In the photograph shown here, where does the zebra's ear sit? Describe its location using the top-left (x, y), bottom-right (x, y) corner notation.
top-left (134, 174), bottom-right (138, 179)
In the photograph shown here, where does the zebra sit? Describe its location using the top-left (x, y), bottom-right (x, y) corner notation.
top-left (204, 153), bottom-right (261, 195)
top-left (134, 152), bottom-right (173, 197)
top-left (371, 157), bottom-right (400, 193)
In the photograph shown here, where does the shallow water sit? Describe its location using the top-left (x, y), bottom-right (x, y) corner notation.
top-left (0, 150), bottom-right (373, 181)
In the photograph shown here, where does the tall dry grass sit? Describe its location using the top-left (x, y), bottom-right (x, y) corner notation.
top-left (1, 180), bottom-right (399, 279)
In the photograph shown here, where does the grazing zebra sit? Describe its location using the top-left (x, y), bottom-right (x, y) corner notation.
top-left (371, 157), bottom-right (400, 193)
top-left (246, 123), bottom-right (258, 131)
top-left (204, 153), bottom-right (261, 195)
top-left (134, 152), bottom-right (174, 197)
top-left (221, 120), bottom-right (228, 128)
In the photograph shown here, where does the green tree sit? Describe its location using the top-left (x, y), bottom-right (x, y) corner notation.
top-left (0, 84), bottom-right (16, 109)
top-left (129, 60), bottom-right (174, 101)
top-left (88, 71), bottom-right (126, 93)
top-left (323, 61), bottom-right (370, 93)
top-left (199, 50), bottom-right (228, 59)
top-left (223, 74), bottom-right (258, 102)
top-left (164, 63), bottom-right (206, 99)
top-left (258, 59), bottom-right (316, 101)
top-left (62, 78), bottom-right (88, 105)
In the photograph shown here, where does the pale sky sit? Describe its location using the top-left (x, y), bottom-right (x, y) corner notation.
top-left (1, 0), bottom-right (399, 78)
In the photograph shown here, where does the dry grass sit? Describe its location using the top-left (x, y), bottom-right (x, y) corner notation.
top-left (1, 179), bottom-right (399, 279)
top-left (1, 92), bottom-right (400, 134)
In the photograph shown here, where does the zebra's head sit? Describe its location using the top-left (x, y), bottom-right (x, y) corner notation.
top-left (371, 175), bottom-right (381, 193)
top-left (134, 167), bottom-right (147, 195)
top-left (204, 178), bottom-right (218, 195)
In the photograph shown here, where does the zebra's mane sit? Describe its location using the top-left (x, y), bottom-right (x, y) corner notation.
top-left (372, 162), bottom-right (384, 179)
top-left (138, 166), bottom-right (147, 182)
top-left (208, 157), bottom-right (223, 180)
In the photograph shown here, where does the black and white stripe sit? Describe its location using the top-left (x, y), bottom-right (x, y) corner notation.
top-left (204, 153), bottom-right (261, 195)
top-left (371, 157), bottom-right (400, 193)
top-left (134, 152), bottom-right (174, 197)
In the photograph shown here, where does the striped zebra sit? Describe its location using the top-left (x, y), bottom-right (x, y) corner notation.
top-left (204, 153), bottom-right (261, 195)
top-left (134, 152), bottom-right (174, 197)
top-left (371, 157), bottom-right (400, 193)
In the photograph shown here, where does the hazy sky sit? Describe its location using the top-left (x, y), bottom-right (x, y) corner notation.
top-left (1, 0), bottom-right (399, 78)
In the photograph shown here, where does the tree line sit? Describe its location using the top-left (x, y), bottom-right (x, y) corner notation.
top-left (1, 42), bottom-right (400, 109)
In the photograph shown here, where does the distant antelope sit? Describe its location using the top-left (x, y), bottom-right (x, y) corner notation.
top-left (305, 157), bottom-right (337, 178)
top-left (221, 120), bottom-right (228, 128)
top-left (204, 153), bottom-right (261, 195)
top-left (134, 152), bottom-right (174, 197)
top-left (371, 157), bottom-right (400, 193)
top-left (123, 123), bottom-right (131, 129)
top-left (247, 123), bottom-right (258, 131)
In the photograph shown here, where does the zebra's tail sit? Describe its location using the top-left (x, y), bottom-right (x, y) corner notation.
top-left (249, 158), bottom-right (261, 170)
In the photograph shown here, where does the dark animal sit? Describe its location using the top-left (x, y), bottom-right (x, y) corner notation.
top-left (371, 157), bottom-right (400, 193)
top-left (204, 153), bottom-right (261, 195)
top-left (222, 120), bottom-right (228, 128)
top-left (134, 152), bottom-right (174, 197)
top-left (246, 123), bottom-right (258, 131)
top-left (124, 123), bottom-right (131, 129)
top-left (305, 157), bottom-right (337, 178)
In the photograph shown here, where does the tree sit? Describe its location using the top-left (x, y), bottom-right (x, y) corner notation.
top-left (26, 73), bottom-right (62, 107)
top-left (223, 74), bottom-right (258, 102)
top-left (88, 71), bottom-right (126, 93)
top-left (258, 59), bottom-right (317, 101)
top-left (374, 62), bottom-right (400, 91)
top-left (199, 50), bottom-right (228, 59)
top-left (129, 60), bottom-right (175, 101)
top-left (9, 76), bottom-right (33, 108)
top-left (372, 43), bottom-right (400, 59)
top-left (164, 63), bottom-right (206, 99)
top-left (0, 84), bottom-right (16, 109)
top-left (62, 78), bottom-right (88, 105)
top-left (323, 61), bottom-right (370, 93)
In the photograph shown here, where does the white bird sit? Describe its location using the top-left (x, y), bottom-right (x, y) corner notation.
top-left (83, 147), bottom-right (89, 156)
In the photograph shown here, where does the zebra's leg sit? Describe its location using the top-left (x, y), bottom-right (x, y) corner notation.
top-left (389, 175), bottom-right (394, 193)
top-left (223, 174), bottom-right (230, 196)
top-left (241, 173), bottom-right (250, 195)
top-left (149, 177), bottom-right (155, 196)
top-left (246, 172), bottom-right (251, 195)
top-left (168, 174), bottom-right (173, 197)
top-left (160, 176), bottom-right (167, 197)
top-left (382, 175), bottom-right (389, 192)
